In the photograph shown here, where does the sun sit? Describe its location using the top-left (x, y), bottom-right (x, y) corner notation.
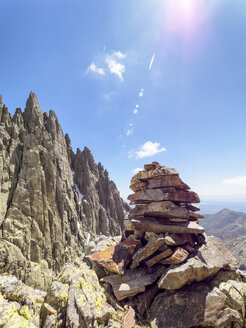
top-left (164, 0), bottom-right (206, 40)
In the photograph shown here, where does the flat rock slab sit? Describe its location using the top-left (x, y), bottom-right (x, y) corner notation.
top-left (131, 217), bottom-right (205, 234)
top-left (149, 282), bottom-right (242, 328)
top-left (101, 266), bottom-right (165, 301)
top-left (165, 233), bottom-right (194, 246)
top-left (158, 236), bottom-right (238, 290)
top-left (88, 239), bottom-right (141, 274)
top-left (146, 248), bottom-right (173, 267)
top-left (147, 175), bottom-right (190, 190)
top-left (128, 189), bottom-right (200, 204)
top-left (130, 201), bottom-right (204, 220)
top-left (130, 235), bottom-right (166, 269)
top-left (161, 247), bottom-right (189, 265)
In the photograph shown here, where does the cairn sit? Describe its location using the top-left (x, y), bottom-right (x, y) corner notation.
top-left (126, 161), bottom-right (205, 268)
top-left (89, 162), bottom-right (206, 305)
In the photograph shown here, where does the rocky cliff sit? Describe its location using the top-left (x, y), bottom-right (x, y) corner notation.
top-left (0, 92), bottom-right (129, 290)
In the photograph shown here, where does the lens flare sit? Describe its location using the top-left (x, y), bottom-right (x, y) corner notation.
top-left (165, 0), bottom-right (206, 40)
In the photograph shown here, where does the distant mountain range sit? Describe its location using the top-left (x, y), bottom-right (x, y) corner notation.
top-left (203, 208), bottom-right (246, 269)
top-left (203, 208), bottom-right (246, 239)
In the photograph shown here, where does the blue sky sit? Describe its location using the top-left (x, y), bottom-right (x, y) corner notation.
top-left (1, 0), bottom-right (246, 209)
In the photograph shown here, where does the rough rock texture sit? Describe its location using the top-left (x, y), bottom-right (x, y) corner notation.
top-left (150, 281), bottom-right (243, 328)
top-left (158, 236), bottom-right (238, 290)
top-left (0, 92), bottom-right (129, 290)
top-left (224, 235), bottom-right (246, 270)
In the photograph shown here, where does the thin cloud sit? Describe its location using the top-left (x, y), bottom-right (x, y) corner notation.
top-left (86, 62), bottom-right (105, 75)
top-left (133, 168), bottom-right (143, 174)
top-left (113, 51), bottom-right (126, 59)
top-left (222, 176), bottom-right (246, 186)
top-left (106, 56), bottom-right (125, 81)
top-left (129, 141), bottom-right (166, 159)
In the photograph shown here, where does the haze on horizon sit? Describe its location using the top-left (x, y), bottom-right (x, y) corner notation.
top-left (1, 0), bottom-right (246, 211)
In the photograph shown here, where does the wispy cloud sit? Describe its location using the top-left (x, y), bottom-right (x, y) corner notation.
top-left (86, 62), bottom-right (105, 76)
top-left (132, 168), bottom-right (143, 174)
top-left (129, 141), bottom-right (166, 159)
top-left (222, 176), bottom-right (246, 186)
top-left (86, 50), bottom-right (126, 81)
top-left (113, 51), bottom-right (126, 59)
top-left (106, 55), bottom-right (125, 81)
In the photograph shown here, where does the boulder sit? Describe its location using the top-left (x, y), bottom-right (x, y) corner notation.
top-left (150, 282), bottom-right (243, 328)
top-left (158, 236), bottom-right (238, 290)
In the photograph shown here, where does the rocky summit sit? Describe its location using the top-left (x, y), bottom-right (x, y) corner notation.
top-left (0, 92), bottom-right (129, 290)
top-left (1, 101), bottom-right (246, 328)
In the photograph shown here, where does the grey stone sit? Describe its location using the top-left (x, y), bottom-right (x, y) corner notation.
top-left (158, 236), bottom-right (238, 290)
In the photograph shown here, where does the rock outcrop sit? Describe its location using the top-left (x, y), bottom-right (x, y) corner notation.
top-left (0, 92), bottom-right (129, 290)
top-left (88, 162), bottom-right (246, 328)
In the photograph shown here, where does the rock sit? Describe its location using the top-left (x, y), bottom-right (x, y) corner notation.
top-left (88, 239), bottom-right (141, 274)
top-left (128, 189), bottom-right (200, 204)
top-left (41, 303), bottom-right (57, 328)
top-left (161, 247), bottom-right (189, 265)
top-left (133, 284), bottom-right (159, 315)
top-left (130, 201), bottom-right (203, 219)
top-left (130, 235), bottom-right (165, 269)
top-left (149, 282), bottom-right (243, 328)
top-left (124, 306), bottom-right (136, 328)
top-left (144, 162), bottom-right (159, 171)
top-left (131, 217), bottom-right (205, 234)
top-left (0, 92), bottom-right (129, 289)
top-left (158, 236), bottom-right (238, 290)
top-left (145, 248), bottom-right (173, 267)
top-left (101, 265), bottom-right (165, 301)
top-left (164, 233), bottom-right (194, 246)
top-left (147, 175), bottom-right (190, 190)
top-left (46, 281), bottom-right (69, 311)
top-left (0, 275), bottom-right (46, 327)
top-left (131, 165), bottom-right (179, 182)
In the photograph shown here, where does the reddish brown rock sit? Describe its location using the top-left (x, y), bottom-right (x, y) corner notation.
top-left (130, 234), bottom-right (166, 269)
top-left (101, 265), bottom-right (165, 301)
top-left (88, 239), bottom-right (141, 274)
top-left (165, 233), bottom-right (194, 246)
top-left (161, 247), bottom-right (189, 265)
top-left (131, 217), bottom-right (205, 234)
top-left (128, 189), bottom-right (200, 204)
top-left (147, 175), bottom-right (190, 190)
top-left (124, 306), bottom-right (136, 328)
top-left (145, 248), bottom-right (173, 267)
top-left (129, 201), bottom-right (204, 220)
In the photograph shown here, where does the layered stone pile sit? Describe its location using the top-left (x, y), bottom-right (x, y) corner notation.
top-left (126, 161), bottom-right (205, 268)
top-left (88, 163), bottom-right (246, 327)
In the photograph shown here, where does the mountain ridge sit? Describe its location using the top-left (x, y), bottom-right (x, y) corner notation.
top-left (0, 91), bottom-right (129, 289)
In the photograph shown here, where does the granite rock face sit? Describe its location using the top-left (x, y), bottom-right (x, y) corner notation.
top-left (0, 92), bottom-right (129, 290)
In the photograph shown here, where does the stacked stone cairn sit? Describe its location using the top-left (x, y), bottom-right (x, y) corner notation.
top-left (88, 162), bottom-right (208, 311)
